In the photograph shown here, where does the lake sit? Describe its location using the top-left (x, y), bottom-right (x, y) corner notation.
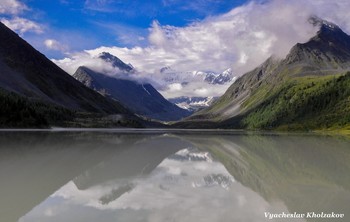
top-left (0, 129), bottom-right (349, 222)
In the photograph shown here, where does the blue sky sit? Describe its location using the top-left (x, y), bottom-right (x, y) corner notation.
top-left (1, 0), bottom-right (247, 58)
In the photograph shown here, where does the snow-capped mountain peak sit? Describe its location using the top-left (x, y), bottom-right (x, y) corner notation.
top-left (222, 68), bottom-right (233, 76)
top-left (169, 96), bottom-right (218, 112)
top-left (159, 66), bottom-right (235, 85)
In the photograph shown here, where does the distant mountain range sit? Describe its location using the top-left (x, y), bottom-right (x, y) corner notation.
top-left (73, 61), bottom-right (191, 121)
top-left (168, 96), bottom-right (217, 112)
top-left (159, 66), bottom-right (235, 85)
top-left (179, 17), bottom-right (350, 131)
top-left (159, 67), bottom-right (235, 113)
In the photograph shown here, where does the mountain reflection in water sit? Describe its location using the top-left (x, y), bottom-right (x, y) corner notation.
top-left (0, 131), bottom-right (349, 222)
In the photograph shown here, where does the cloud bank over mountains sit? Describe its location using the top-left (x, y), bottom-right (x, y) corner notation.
top-left (3, 0), bottom-right (350, 98)
top-left (55, 0), bottom-right (350, 74)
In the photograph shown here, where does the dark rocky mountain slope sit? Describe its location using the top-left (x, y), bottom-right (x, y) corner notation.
top-left (0, 22), bottom-right (144, 127)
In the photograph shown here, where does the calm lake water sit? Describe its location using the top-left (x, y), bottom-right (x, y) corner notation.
top-left (0, 130), bottom-right (349, 222)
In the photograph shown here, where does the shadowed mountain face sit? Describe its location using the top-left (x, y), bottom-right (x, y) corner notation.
top-left (284, 17), bottom-right (350, 69)
top-left (0, 22), bottom-right (129, 114)
top-left (181, 18), bottom-right (350, 130)
top-left (73, 66), bottom-right (191, 121)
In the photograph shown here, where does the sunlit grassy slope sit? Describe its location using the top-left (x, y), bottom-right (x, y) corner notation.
top-left (223, 72), bottom-right (350, 131)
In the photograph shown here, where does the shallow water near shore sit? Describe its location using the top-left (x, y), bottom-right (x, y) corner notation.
top-left (0, 129), bottom-right (349, 222)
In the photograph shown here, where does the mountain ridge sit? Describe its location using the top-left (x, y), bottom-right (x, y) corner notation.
top-left (73, 66), bottom-right (191, 121)
top-left (0, 21), bottom-right (146, 127)
top-left (99, 52), bottom-right (134, 73)
top-left (178, 18), bottom-right (350, 131)
top-left (0, 22), bottom-right (131, 114)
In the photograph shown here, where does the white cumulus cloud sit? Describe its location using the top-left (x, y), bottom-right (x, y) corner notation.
top-left (1, 17), bottom-right (43, 34)
top-left (0, 0), bottom-right (27, 15)
top-left (0, 0), bottom-right (45, 35)
top-left (44, 39), bottom-right (69, 52)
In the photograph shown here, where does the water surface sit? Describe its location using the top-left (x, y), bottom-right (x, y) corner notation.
top-left (0, 130), bottom-right (349, 222)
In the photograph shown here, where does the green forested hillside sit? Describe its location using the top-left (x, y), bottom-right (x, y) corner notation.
top-left (224, 72), bottom-right (350, 130)
top-left (0, 88), bottom-right (147, 128)
top-left (0, 89), bottom-right (74, 127)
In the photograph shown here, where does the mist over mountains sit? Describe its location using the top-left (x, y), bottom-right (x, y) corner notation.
top-left (70, 50), bottom-right (236, 112)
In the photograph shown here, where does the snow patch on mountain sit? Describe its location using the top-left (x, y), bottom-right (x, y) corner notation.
top-left (169, 96), bottom-right (218, 112)
top-left (159, 66), bottom-right (235, 85)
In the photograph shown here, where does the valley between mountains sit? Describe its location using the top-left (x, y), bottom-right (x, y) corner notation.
top-left (1, 17), bottom-right (350, 133)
